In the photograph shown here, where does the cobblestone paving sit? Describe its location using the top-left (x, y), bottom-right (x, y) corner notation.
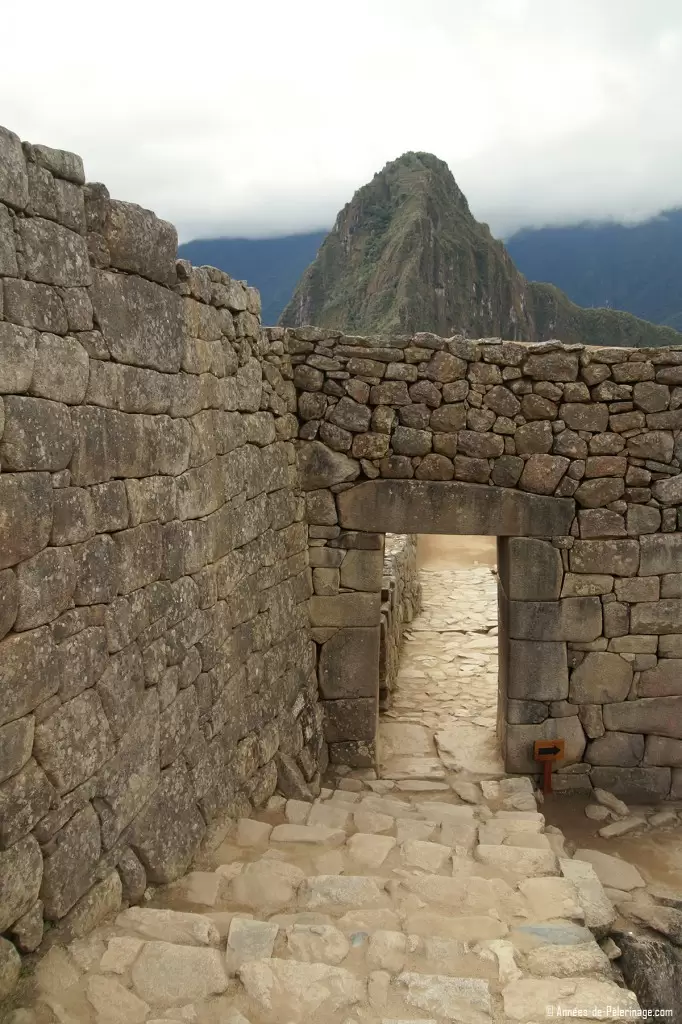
top-left (383, 567), bottom-right (499, 734)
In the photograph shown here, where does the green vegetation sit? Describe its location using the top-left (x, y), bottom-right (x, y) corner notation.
top-left (280, 153), bottom-right (682, 348)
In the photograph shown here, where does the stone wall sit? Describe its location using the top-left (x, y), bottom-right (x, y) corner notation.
top-left (287, 326), bottom-right (682, 801)
top-left (380, 535), bottom-right (421, 709)
top-left (0, 126), bottom-right (323, 957)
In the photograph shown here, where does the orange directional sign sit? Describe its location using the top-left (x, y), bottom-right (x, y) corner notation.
top-left (533, 738), bottom-right (565, 795)
top-left (533, 739), bottom-right (565, 762)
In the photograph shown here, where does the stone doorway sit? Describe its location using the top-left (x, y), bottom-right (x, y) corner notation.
top-left (312, 478), bottom-right (575, 777)
top-left (378, 535), bottom-right (502, 783)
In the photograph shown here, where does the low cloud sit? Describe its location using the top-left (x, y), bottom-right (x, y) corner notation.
top-left (3, 0), bottom-right (682, 241)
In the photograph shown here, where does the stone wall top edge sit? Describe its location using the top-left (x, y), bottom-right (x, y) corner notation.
top-left (278, 326), bottom-right (682, 359)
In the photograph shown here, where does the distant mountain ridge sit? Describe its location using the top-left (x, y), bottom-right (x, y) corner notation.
top-left (279, 152), bottom-right (682, 348)
top-left (178, 232), bottom-right (326, 325)
top-left (506, 209), bottom-right (682, 332)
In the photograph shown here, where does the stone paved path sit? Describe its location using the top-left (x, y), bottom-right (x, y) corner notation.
top-left (7, 565), bottom-right (644, 1024)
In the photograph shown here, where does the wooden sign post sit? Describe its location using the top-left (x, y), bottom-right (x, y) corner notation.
top-left (533, 738), bottom-right (565, 795)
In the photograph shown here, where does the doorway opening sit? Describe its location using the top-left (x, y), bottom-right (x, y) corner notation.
top-left (378, 535), bottom-right (505, 781)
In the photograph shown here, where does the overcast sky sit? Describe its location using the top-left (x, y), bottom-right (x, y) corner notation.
top-left (3, 0), bottom-right (682, 241)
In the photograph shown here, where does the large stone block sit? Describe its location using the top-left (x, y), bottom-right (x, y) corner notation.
top-left (309, 593), bottom-right (381, 627)
top-left (525, 351), bottom-right (579, 381)
top-left (637, 659), bottom-right (682, 697)
top-left (603, 696), bottom-right (682, 738)
top-left (40, 803), bottom-right (101, 919)
top-left (0, 125), bottom-right (28, 208)
top-left (95, 691), bottom-right (160, 848)
top-left (19, 217), bottom-right (90, 286)
top-left (159, 687), bottom-right (198, 768)
top-left (339, 549), bottom-right (383, 592)
top-left (100, 199), bottom-right (177, 285)
top-left (569, 652), bottom-right (633, 704)
top-left (508, 640), bottom-right (568, 701)
top-left (337, 479), bottom-right (575, 536)
top-left (569, 539), bottom-right (640, 576)
top-left (631, 600), bottom-right (682, 634)
top-left (0, 396), bottom-right (72, 471)
top-left (585, 732), bottom-right (644, 767)
top-left (51, 487), bottom-right (95, 545)
top-left (0, 568), bottom-right (18, 641)
top-left (0, 322), bottom-right (36, 394)
top-left (589, 766), bottom-right (671, 802)
top-left (639, 535), bottom-right (682, 575)
top-left (96, 643), bottom-right (145, 738)
top-left (296, 441), bottom-right (358, 490)
top-left (505, 538), bottom-right (563, 600)
top-left (0, 626), bottom-right (57, 727)
top-left (30, 334), bottom-right (89, 405)
top-left (56, 626), bottom-right (109, 701)
top-left (0, 835), bottom-right (42, 932)
top-left (73, 534), bottom-right (120, 605)
top-left (92, 270), bottom-right (184, 372)
top-left (508, 597), bottom-right (602, 642)
top-left (130, 760), bottom-right (206, 883)
top-left (505, 715), bottom-right (585, 773)
top-left (319, 627), bottom-right (380, 699)
top-left (0, 757), bottom-right (55, 848)
top-left (15, 546), bottom-right (76, 629)
top-left (322, 697), bottom-right (376, 742)
top-left (113, 523), bottom-right (162, 595)
top-left (0, 472), bottom-right (52, 570)
top-left (33, 690), bottom-right (115, 794)
top-left (0, 716), bottom-right (34, 784)
top-left (643, 735), bottom-right (682, 766)
top-left (4, 279), bottom-right (68, 333)
top-left (27, 142), bottom-right (85, 185)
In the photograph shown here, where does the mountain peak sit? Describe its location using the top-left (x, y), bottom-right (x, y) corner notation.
top-left (280, 156), bottom-right (682, 348)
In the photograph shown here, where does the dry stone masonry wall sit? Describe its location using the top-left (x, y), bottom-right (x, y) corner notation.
top-left (0, 125), bottom-right (323, 958)
top-left (380, 535), bottom-right (421, 709)
top-left (285, 326), bottom-right (682, 801)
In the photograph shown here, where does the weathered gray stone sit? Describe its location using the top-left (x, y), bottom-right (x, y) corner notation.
top-left (569, 652), bottom-right (633, 704)
top-left (0, 937), bottom-right (20, 1002)
top-left (639, 535), bottom-right (682, 575)
top-left (51, 487), bottom-right (95, 545)
top-left (297, 441), bottom-right (358, 489)
top-left (590, 766), bottom-right (671, 802)
top-left (92, 270), bottom-right (183, 372)
top-left (114, 523), bottom-right (162, 594)
top-left (0, 834), bottom-right (42, 933)
top-left (29, 334), bottom-right (88, 404)
top-left (574, 477), bottom-right (625, 507)
top-left (1, 126), bottom-right (30, 210)
top-left (9, 898), bottom-right (44, 952)
top-left (643, 735), bottom-right (682, 766)
top-left (586, 731), bottom-right (644, 766)
top-left (0, 568), bottom-right (18, 641)
top-left (130, 760), bottom-right (205, 882)
top-left (159, 688), bottom-right (199, 768)
top-left (322, 698), bottom-right (376, 742)
top-left (0, 716), bottom-right (34, 785)
top-left (34, 690), bottom-right (115, 794)
top-left (578, 509), bottom-right (625, 538)
top-left (319, 627), bottom-right (380, 699)
top-left (0, 472), bottom-right (53, 570)
top-left (15, 546), bottom-right (76, 629)
top-left (0, 396), bottom-right (72, 471)
top-left (626, 504), bottom-right (662, 536)
top-left (100, 199), bottom-right (177, 284)
top-left (570, 539), bottom-right (639, 576)
top-left (3, 279), bottom-right (67, 333)
top-left (631, 600), bottom-right (682, 634)
top-left (131, 940), bottom-right (228, 1007)
top-left (519, 454), bottom-right (569, 495)
top-left (651, 474), bottom-right (682, 506)
top-left (561, 573), bottom-right (613, 597)
top-left (20, 217), bottom-right (90, 286)
top-left (615, 576), bottom-right (659, 603)
top-left (508, 640), bottom-right (568, 700)
top-left (337, 479), bottom-right (574, 536)
top-left (0, 626), bottom-right (57, 726)
top-left (310, 593), bottom-right (380, 627)
top-left (40, 802), bottom-right (101, 919)
top-left (0, 322), bottom-right (37, 394)
top-left (508, 597), bottom-right (602, 642)
top-left (0, 758), bottom-right (55, 848)
top-left (639, 660), bottom-right (682, 697)
top-left (604, 696), bottom-right (682, 738)
top-left (95, 691), bottom-right (160, 848)
top-left (505, 538), bottom-right (563, 600)
top-left (627, 431), bottom-right (674, 463)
